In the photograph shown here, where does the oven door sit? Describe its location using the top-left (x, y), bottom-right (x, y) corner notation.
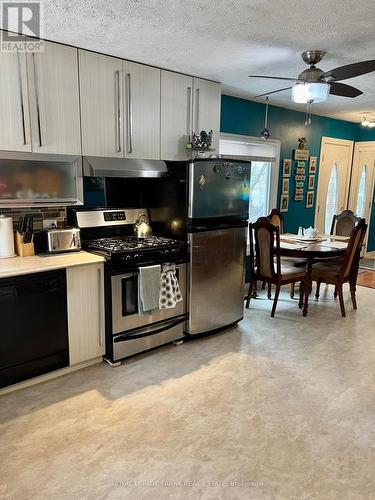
top-left (111, 263), bottom-right (187, 335)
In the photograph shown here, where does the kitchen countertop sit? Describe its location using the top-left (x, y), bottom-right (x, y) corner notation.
top-left (0, 251), bottom-right (106, 279)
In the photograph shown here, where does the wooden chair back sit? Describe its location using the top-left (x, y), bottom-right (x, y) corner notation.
top-left (252, 217), bottom-right (281, 282)
top-left (339, 219), bottom-right (367, 281)
top-left (330, 210), bottom-right (362, 236)
top-left (267, 208), bottom-right (284, 234)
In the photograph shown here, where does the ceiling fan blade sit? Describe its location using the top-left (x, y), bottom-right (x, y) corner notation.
top-left (329, 82), bottom-right (363, 98)
top-left (322, 60), bottom-right (375, 81)
top-left (249, 75), bottom-right (304, 82)
top-left (254, 86), bottom-right (293, 98)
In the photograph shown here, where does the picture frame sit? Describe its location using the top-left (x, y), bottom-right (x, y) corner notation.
top-left (308, 175), bottom-right (315, 190)
top-left (282, 159), bottom-right (292, 177)
top-left (280, 194), bottom-right (289, 212)
top-left (295, 187), bottom-right (303, 195)
top-left (295, 181), bottom-right (304, 188)
top-left (306, 190), bottom-right (314, 208)
top-left (295, 174), bottom-right (306, 181)
top-left (294, 149), bottom-right (309, 161)
top-left (282, 178), bottom-right (289, 194)
top-left (309, 156), bottom-right (317, 174)
top-left (297, 161), bottom-right (306, 168)
top-left (296, 167), bottom-right (305, 175)
top-left (294, 194), bottom-right (303, 201)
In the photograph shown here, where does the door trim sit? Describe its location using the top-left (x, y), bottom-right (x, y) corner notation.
top-left (349, 141), bottom-right (375, 256)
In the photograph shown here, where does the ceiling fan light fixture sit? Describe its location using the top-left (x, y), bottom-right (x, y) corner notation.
top-left (292, 82), bottom-right (330, 103)
top-left (362, 117), bottom-right (370, 126)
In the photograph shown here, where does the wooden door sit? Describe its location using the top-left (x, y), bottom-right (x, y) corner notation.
top-left (67, 263), bottom-right (105, 365)
top-left (0, 40), bottom-right (32, 151)
top-left (123, 61), bottom-right (160, 159)
top-left (315, 137), bottom-right (354, 233)
top-left (192, 78), bottom-right (221, 153)
top-left (27, 40), bottom-right (81, 154)
top-left (161, 70), bottom-right (193, 160)
top-left (79, 50), bottom-right (123, 157)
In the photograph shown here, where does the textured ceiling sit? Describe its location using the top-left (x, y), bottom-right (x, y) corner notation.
top-left (41, 0), bottom-right (375, 123)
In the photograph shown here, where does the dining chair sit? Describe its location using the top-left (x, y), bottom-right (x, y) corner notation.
top-left (330, 210), bottom-right (362, 236)
top-left (313, 219), bottom-right (367, 317)
top-left (268, 208), bottom-right (284, 233)
top-left (266, 208), bottom-right (305, 299)
top-left (246, 217), bottom-right (306, 317)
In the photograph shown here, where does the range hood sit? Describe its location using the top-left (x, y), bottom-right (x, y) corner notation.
top-left (83, 157), bottom-right (170, 178)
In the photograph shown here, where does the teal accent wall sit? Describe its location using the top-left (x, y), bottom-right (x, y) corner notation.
top-left (220, 95), bottom-right (359, 233)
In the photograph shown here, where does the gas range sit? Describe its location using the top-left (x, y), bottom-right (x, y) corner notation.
top-left (69, 207), bottom-right (188, 363)
top-left (86, 235), bottom-right (187, 268)
top-left (70, 208), bottom-right (188, 270)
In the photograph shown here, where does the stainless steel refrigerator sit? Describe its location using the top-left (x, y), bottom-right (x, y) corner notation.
top-left (186, 158), bottom-right (250, 336)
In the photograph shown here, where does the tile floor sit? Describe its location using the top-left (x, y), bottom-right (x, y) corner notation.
top-left (1, 284), bottom-right (375, 500)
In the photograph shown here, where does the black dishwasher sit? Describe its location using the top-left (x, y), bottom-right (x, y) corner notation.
top-left (0, 269), bottom-right (69, 389)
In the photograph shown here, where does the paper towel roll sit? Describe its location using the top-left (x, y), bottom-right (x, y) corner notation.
top-left (0, 215), bottom-right (16, 258)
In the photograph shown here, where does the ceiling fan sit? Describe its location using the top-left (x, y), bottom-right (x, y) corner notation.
top-left (249, 51), bottom-right (375, 103)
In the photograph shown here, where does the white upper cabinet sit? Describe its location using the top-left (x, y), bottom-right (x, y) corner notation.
top-left (0, 38), bottom-right (32, 152)
top-left (123, 61), bottom-right (160, 159)
top-left (79, 51), bottom-right (123, 158)
top-left (27, 40), bottom-right (81, 155)
top-left (192, 78), bottom-right (221, 153)
top-left (161, 71), bottom-right (193, 160)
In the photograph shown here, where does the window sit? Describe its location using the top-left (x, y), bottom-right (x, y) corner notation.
top-left (356, 166), bottom-right (367, 218)
top-left (325, 163), bottom-right (339, 234)
top-left (249, 161), bottom-right (272, 222)
top-left (219, 135), bottom-right (280, 223)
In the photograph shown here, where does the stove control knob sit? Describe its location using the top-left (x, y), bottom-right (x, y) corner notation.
top-left (164, 249), bottom-right (170, 256)
top-left (125, 254), bottom-right (132, 263)
top-left (134, 253), bottom-right (140, 261)
top-left (171, 248), bottom-right (178, 254)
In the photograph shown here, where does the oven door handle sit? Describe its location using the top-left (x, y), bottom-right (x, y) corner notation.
top-left (114, 317), bottom-right (186, 342)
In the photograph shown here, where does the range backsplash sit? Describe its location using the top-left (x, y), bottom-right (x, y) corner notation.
top-left (0, 206), bottom-right (67, 231)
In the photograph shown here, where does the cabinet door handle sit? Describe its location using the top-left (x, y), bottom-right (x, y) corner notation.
top-left (126, 73), bottom-right (133, 154)
top-left (16, 49), bottom-right (27, 145)
top-left (32, 53), bottom-right (43, 147)
top-left (115, 70), bottom-right (122, 153)
top-left (195, 87), bottom-right (200, 133)
top-left (97, 267), bottom-right (103, 346)
top-left (187, 86), bottom-right (192, 139)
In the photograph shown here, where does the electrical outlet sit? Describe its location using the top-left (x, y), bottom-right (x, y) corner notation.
top-left (43, 219), bottom-right (58, 229)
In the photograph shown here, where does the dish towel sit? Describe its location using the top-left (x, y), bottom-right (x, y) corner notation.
top-left (159, 264), bottom-right (183, 309)
top-left (138, 264), bottom-right (161, 314)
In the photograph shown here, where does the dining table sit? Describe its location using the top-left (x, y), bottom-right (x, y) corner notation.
top-left (279, 234), bottom-right (349, 316)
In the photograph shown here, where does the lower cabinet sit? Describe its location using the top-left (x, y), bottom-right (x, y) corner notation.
top-left (66, 263), bottom-right (105, 365)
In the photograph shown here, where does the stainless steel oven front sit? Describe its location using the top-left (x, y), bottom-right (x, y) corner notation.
top-left (110, 263), bottom-right (187, 360)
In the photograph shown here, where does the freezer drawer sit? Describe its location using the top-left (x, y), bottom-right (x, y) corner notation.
top-left (187, 226), bottom-right (246, 335)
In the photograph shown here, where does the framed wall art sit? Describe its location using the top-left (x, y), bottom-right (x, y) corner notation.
top-left (280, 194), bottom-right (289, 212)
top-left (282, 159), bottom-right (292, 177)
top-left (282, 178), bottom-right (290, 194)
top-left (309, 156), bottom-right (317, 174)
top-left (308, 175), bottom-right (315, 190)
top-left (306, 190), bottom-right (314, 208)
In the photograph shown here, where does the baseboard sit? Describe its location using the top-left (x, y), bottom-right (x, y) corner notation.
top-left (0, 357), bottom-right (103, 397)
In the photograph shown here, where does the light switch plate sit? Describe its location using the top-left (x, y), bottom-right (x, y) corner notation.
top-left (43, 219), bottom-right (58, 229)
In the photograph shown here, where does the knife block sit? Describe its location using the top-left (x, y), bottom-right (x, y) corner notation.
top-left (15, 231), bottom-right (35, 257)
